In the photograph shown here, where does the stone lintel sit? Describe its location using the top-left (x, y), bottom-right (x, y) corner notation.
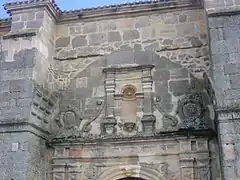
top-left (103, 64), bottom-right (154, 73)
top-left (58, 0), bottom-right (203, 23)
top-left (206, 6), bottom-right (240, 17)
top-left (3, 31), bottom-right (37, 40)
top-left (3, 0), bottom-right (59, 21)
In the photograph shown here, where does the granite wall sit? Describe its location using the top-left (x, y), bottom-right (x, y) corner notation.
top-left (205, 0), bottom-right (240, 178)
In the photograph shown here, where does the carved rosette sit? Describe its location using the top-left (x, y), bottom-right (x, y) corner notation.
top-left (177, 92), bottom-right (207, 130)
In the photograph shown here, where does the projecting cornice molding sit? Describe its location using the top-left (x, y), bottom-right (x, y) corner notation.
top-left (3, 0), bottom-right (60, 21)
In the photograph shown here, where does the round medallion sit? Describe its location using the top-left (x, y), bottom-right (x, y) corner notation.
top-left (122, 85), bottom-right (137, 99)
top-left (62, 111), bottom-right (76, 128)
top-left (182, 102), bottom-right (201, 119)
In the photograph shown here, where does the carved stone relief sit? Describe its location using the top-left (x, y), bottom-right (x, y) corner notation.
top-left (55, 105), bottom-right (82, 129)
top-left (177, 92), bottom-right (208, 130)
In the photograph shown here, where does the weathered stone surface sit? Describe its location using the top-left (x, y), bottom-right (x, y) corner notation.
top-left (56, 37), bottom-right (71, 47)
top-left (83, 23), bottom-right (97, 34)
top-left (11, 22), bottom-right (24, 32)
top-left (0, 2), bottom-right (230, 180)
top-left (72, 35), bottom-right (87, 48)
top-left (26, 20), bottom-right (42, 29)
top-left (169, 80), bottom-right (190, 96)
top-left (88, 33), bottom-right (107, 45)
top-left (123, 30), bottom-right (140, 41)
top-left (108, 31), bottom-right (121, 42)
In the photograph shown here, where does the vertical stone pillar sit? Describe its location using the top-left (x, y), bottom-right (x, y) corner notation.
top-left (103, 71), bottom-right (117, 135)
top-left (141, 68), bottom-right (155, 134)
top-left (180, 158), bottom-right (210, 180)
top-left (0, 1), bottom-right (58, 179)
top-left (204, 0), bottom-right (240, 178)
top-left (180, 159), bottom-right (194, 180)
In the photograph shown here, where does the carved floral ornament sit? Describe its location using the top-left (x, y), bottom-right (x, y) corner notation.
top-left (122, 85), bottom-right (137, 99)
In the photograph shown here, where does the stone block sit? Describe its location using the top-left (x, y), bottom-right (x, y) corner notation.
top-left (108, 31), bottom-right (121, 42)
top-left (83, 23), bottom-right (97, 34)
top-left (56, 37), bottom-right (70, 48)
top-left (75, 87), bottom-right (92, 98)
top-left (107, 51), bottom-right (134, 65)
top-left (119, 45), bottom-right (132, 51)
top-left (222, 27), bottom-right (240, 39)
top-left (208, 16), bottom-right (231, 29)
top-left (140, 27), bottom-right (155, 40)
top-left (9, 80), bottom-right (29, 92)
top-left (88, 33), bottom-right (107, 45)
top-left (0, 81), bottom-right (10, 93)
top-left (134, 44), bottom-right (142, 51)
top-left (170, 68), bottom-right (189, 79)
top-left (169, 80), bottom-right (190, 96)
top-left (72, 35), bottom-right (87, 48)
top-left (36, 11), bottom-right (44, 19)
top-left (17, 98), bottom-right (32, 107)
top-left (26, 20), bottom-right (42, 29)
top-left (154, 69), bottom-right (170, 81)
top-left (76, 77), bottom-right (88, 88)
top-left (224, 63), bottom-right (240, 75)
top-left (178, 14), bottom-right (187, 23)
top-left (69, 26), bottom-right (82, 35)
top-left (11, 22), bottom-right (24, 32)
top-left (178, 23), bottom-right (197, 37)
top-left (230, 74), bottom-right (240, 89)
top-left (154, 24), bottom-right (177, 37)
top-left (123, 30), bottom-right (140, 41)
top-left (211, 53), bottom-right (229, 65)
top-left (188, 36), bottom-right (203, 47)
top-left (99, 21), bottom-right (117, 32)
top-left (155, 81), bottom-right (168, 93)
top-left (135, 16), bottom-right (150, 28)
top-left (144, 42), bottom-right (159, 52)
top-left (1, 68), bottom-right (33, 81)
top-left (11, 15), bottom-right (21, 22)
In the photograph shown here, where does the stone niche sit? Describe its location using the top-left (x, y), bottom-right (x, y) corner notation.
top-left (102, 64), bottom-right (155, 136)
top-left (51, 50), bottom-right (216, 139)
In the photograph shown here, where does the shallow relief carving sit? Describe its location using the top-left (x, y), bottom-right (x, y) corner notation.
top-left (49, 50), bottom-right (217, 141)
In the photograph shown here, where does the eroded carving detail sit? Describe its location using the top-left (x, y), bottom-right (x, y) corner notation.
top-left (177, 92), bottom-right (207, 130)
top-left (102, 116), bottom-right (117, 136)
top-left (56, 105), bottom-right (82, 129)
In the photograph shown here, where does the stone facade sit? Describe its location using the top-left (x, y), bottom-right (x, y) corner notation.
top-left (0, 0), bottom-right (239, 179)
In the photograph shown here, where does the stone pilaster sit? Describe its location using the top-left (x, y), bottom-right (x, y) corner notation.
top-left (103, 72), bottom-right (117, 135)
top-left (141, 68), bottom-right (155, 134)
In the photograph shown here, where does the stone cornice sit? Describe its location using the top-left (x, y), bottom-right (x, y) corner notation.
top-left (0, 121), bottom-right (50, 139)
top-left (48, 129), bottom-right (216, 146)
top-left (3, 0), bottom-right (60, 21)
top-left (217, 106), bottom-right (240, 121)
top-left (206, 5), bottom-right (240, 17)
top-left (58, 0), bottom-right (203, 23)
top-left (3, 31), bottom-right (37, 40)
top-left (103, 64), bottom-right (155, 73)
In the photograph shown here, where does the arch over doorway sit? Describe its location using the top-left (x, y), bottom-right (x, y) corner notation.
top-left (97, 165), bottom-right (166, 180)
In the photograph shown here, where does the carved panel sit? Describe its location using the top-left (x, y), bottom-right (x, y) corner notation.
top-left (177, 92), bottom-right (208, 130)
